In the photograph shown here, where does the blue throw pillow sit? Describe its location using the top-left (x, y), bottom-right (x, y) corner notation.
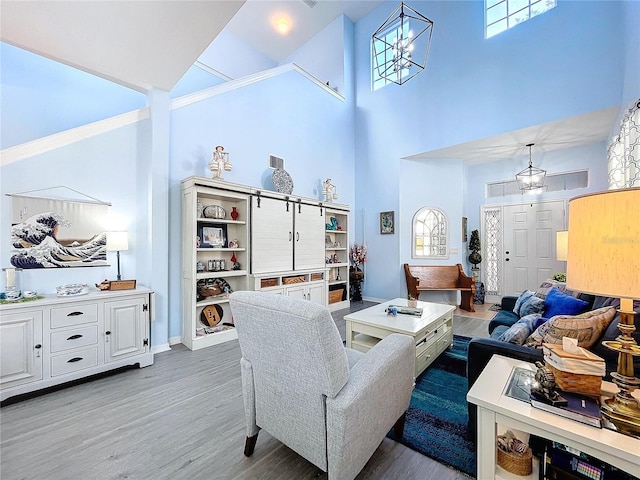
top-left (513, 290), bottom-right (534, 316)
top-left (519, 295), bottom-right (545, 317)
top-left (544, 287), bottom-right (589, 318)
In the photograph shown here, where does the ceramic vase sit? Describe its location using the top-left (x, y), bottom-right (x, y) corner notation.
top-left (231, 206), bottom-right (239, 221)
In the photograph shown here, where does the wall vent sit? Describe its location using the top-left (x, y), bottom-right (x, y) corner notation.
top-left (269, 155), bottom-right (285, 170)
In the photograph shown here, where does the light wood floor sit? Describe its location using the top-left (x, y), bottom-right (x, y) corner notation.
top-left (0, 302), bottom-right (492, 480)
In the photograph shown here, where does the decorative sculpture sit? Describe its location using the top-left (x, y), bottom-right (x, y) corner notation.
top-left (531, 361), bottom-right (567, 407)
top-left (322, 178), bottom-right (338, 203)
top-left (209, 145), bottom-right (232, 180)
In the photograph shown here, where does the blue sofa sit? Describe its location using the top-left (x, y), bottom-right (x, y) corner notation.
top-left (467, 292), bottom-right (640, 434)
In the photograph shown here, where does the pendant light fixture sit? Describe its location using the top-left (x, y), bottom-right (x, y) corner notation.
top-left (372, 2), bottom-right (434, 86)
top-left (515, 143), bottom-right (547, 191)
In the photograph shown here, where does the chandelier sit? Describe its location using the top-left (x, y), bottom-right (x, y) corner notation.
top-left (372, 2), bottom-right (434, 86)
top-left (515, 143), bottom-right (547, 191)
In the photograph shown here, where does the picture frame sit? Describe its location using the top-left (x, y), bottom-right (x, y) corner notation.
top-left (325, 234), bottom-right (333, 247)
top-left (462, 217), bottom-right (468, 242)
top-left (380, 211), bottom-right (394, 235)
top-left (200, 224), bottom-right (227, 248)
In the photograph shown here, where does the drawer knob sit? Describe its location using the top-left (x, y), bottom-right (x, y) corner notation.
top-left (67, 357), bottom-right (83, 363)
top-left (67, 311), bottom-right (84, 317)
top-left (67, 334), bottom-right (83, 340)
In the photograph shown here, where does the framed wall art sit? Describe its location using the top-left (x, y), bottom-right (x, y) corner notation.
top-left (380, 211), bottom-right (394, 235)
top-left (200, 225), bottom-right (227, 248)
top-left (462, 216), bottom-right (468, 242)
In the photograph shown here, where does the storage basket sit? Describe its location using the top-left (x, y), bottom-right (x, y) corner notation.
top-left (547, 363), bottom-right (602, 396)
top-left (329, 289), bottom-right (344, 304)
top-left (311, 273), bottom-right (324, 281)
top-left (496, 431), bottom-right (533, 475)
top-left (260, 278), bottom-right (279, 288)
top-left (283, 275), bottom-right (305, 284)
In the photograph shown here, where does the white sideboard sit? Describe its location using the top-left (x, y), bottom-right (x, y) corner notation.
top-left (0, 287), bottom-right (154, 403)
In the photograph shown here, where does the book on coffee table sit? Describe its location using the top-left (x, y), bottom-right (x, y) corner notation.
top-left (387, 305), bottom-right (423, 316)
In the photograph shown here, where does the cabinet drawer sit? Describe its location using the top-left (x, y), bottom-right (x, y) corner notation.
top-left (51, 303), bottom-right (98, 328)
top-left (436, 329), bottom-right (453, 355)
top-left (415, 343), bottom-right (438, 375)
top-left (50, 325), bottom-right (98, 353)
top-left (50, 347), bottom-right (98, 376)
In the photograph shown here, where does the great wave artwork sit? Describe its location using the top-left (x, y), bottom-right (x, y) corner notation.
top-left (10, 194), bottom-right (109, 269)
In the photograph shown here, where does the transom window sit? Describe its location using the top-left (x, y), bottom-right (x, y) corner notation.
top-left (371, 19), bottom-right (409, 91)
top-left (485, 0), bottom-right (556, 39)
top-left (412, 207), bottom-right (449, 258)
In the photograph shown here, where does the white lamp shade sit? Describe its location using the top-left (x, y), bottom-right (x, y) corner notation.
top-left (566, 188), bottom-right (639, 305)
top-left (107, 231), bottom-right (129, 251)
top-left (556, 230), bottom-right (568, 261)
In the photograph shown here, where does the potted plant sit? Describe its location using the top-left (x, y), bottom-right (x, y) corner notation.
top-left (407, 294), bottom-right (418, 308)
top-left (468, 229), bottom-right (482, 269)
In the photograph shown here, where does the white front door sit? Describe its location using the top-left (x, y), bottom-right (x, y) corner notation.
top-left (502, 200), bottom-right (566, 296)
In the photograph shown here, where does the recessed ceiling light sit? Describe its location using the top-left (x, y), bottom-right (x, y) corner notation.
top-left (271, 13), bottom-right (292, 35)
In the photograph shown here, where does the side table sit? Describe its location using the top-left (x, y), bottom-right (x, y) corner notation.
top-left (467, 355), bottom-right (640, 479)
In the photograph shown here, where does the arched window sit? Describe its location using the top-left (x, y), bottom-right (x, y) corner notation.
top-left (412, 207), bottom-right (449, 258)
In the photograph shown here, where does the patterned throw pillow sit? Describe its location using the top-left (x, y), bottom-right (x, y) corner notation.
top-left (524, 306), bottom-right (617, 348)
top-left (498, 313), bottom-right (544, 345)
top-left (519, 295), bottom-right (545, 317)
top-left (535, 279), bottom-right (569, 299)
top-left (513, 290), bottom-right (535, 316)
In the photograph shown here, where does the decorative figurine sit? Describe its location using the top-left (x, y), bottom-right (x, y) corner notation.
top-left (322, 178), bottom-right (338, 203)
top-left (531, 361), bottom-right (567, 406)
top-left (209, 145), bottom-right (232, 180)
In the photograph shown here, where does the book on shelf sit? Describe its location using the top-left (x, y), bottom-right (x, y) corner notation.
top-left (530, 390), bottom-right (602, 428)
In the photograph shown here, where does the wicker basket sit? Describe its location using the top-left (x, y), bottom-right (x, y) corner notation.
top-left (260, 278), bottom-right (279, 288)
top-left (547, 363), bottom-right (602, 396)
top-left (283, 275), bottom-right (305, 284)
top-left (497, 444), bottom-right (532, 476)
top-left (329, 289), bottom-right (344, 304)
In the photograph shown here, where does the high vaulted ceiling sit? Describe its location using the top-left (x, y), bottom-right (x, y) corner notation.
top-left (0, 0), bottom-right (383, 93)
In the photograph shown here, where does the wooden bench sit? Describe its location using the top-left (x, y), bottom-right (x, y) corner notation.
top-left (403, 263), bottom-right (476, 312)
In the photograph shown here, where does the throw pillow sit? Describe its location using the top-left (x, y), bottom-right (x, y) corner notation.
top-left (498, 313), bottom-right (543, 345)
top-left (519, 295), bottom-right (545, 317)
top-left (513, 290), bottom-right (534, 316)
top-left (543, 287), bottom-right (589, 318)
top-left (535, 279), bottom-right (569, 299)
top-left (524, 306), bottom-right (617, 348)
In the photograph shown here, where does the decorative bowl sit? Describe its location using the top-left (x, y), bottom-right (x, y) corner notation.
top-left (203, 205), bottom-right (226, 219)
top-left (56, 284), bottom-right (89, 297)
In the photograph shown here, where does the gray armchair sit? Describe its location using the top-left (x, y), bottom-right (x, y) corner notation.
top-left (229, 291), bottom-right (415, 480)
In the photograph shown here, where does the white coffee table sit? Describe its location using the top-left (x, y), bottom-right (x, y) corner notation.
top-left (344, 298), bottom-right (455, 377)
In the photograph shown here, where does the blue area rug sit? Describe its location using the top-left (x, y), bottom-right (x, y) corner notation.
top-left (388, 335), bottom-right (476, 477)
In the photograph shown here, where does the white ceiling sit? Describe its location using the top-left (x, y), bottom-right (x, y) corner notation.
top-left (405, 107), bottom-right (620, 164)
top-left (0, 0), bottom-right (382, 92)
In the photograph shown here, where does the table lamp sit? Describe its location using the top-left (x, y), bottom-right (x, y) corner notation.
top-left (107, 231), bottom-right (128, 281)
top-left (566, 187), bottom-right (640, 437)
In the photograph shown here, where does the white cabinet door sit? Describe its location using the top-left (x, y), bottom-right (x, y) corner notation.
top-left (103, 297), bottom-right (149, 362)
top-left (0, 310), bottom-right (43, 388)
top-left (294, 203), bottom-right (325, 270)
top-left (284, 283), bottom-right (325, 306)
top-left (307, 282), bottom-right (326, 305)
top-left (251, 196), bottom-right (293, 274)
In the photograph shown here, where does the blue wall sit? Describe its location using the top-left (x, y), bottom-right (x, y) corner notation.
top-left (0, 42), bottom-right (146, 149)
top-left (353, 0), bottom-right (627, 300)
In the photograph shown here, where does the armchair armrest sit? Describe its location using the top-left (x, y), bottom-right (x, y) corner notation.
top-left (325, 334), bottom-right (414, 480)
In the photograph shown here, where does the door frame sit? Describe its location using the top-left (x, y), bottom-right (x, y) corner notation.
top-left (481, 198), bottom-right (568, 305)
